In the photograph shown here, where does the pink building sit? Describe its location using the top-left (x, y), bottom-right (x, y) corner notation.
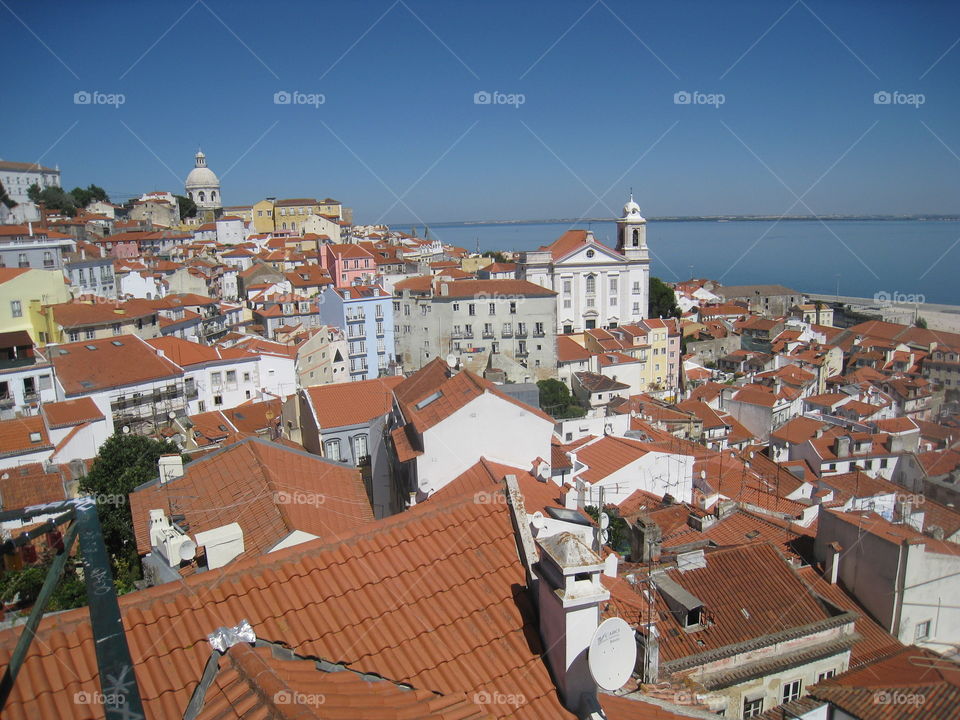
top-left (318, 243), bottom-right (376, 289)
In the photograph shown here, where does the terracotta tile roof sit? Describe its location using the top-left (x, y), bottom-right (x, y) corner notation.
top-left (0, 488), bottom-right (572, 720)
top-left (147, 336), bottom-right (253, 367)
top-left (808, 645), bottom-right (960, 719)
top-left (40, 397), bottom-right (104, 429)
top-left (221, 399), bottom-right (284, 434)
top-left (573, 435), bottom-right (654, 484)
top-left (435, 279), bottom-right (556, 299)
top-left (557, 335), bottom-right (592, 363)
top-left (129, 437), bottom-right (373, 557)
top-left (433, 458), bottom-right (570, 516)
top-left (198, 642), bottom-right (494, 720)
top-left (304, 376), bottom-right (405, 429)
top-left (730, 385), bottom-right (776, 408)
top-left (49, 335), bottom-right (184, 394)
top-left (0, 267), bottom-right (30, 283)
top-left (825, 509), bottom-right (958, 556)
top-left (395, 359), bottom-right (554, 433)
top-left (0, 415), bottom-right (52, 458)
top-left (770, 416), bottom-right (827, 445)
top-left (0, 463), bottom-right (67, 510)
top-left (538, 229), bottom-right (594, 261)
top-left (47, 298), bottom-right (158, 327)
top-left (873, 416), bottom-right (920, 434)
top-left (651, 543), bottom-right (850, 667)
top-left (796, 566), bottom-right (902, 667)
top-left (574, 371), bottom-right (629, 394)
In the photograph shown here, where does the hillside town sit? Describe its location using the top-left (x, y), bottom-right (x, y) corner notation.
top-left (0, 153), bottom-right (957, 720)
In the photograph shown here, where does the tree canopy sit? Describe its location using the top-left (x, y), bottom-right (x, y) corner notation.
top-left (0, 181), bottom-right (16, 209)
top-left (175, 193), bottom-right (197, 219)
top-left (25, 183), bottom-right (109, 216)
top-left (649, 277), bottom-right (681, 319)
top-left (78, 433), bottom-right (182, 589)
top-left (537, 378), bottom-right (586, 419)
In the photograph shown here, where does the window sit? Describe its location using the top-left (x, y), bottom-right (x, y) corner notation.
top-left (817, 669), bottom-right (836, 682)
top-left (325, 439), bottom-right (341, 461)
top-left (742, 697), bottom-right (763, 718)
top-left (198, 400), bottom-right (206, 412)
top-left (781, 680), bottom-right (801, 704)
top-left (489, 303), bottom-right (496, 315)
top-left (10, 300), bottom-right (22, 318)
top-left (353, 434), bottom-right (368, 461)
top-left (211, 371), bottom-right (222, 387)
top-left (452, 303), bottom-right (460, 311)
top-left (562, 280), bottom-right (571, 294)
top-left (586, 275), bottom-right (596, 294)
top-left (112, 323), bottom-right (121, 336)
top-left (610, 296), bottom-right (617, 306)
top-left (468, 303), bottom-right (476, 316)
top-left (226, 370), bottom-right (237, 388)
top-left (214, 394), bottom-right (223, 406)
top-left (510, 301), bottom-right (517, 314)
top-left (84, 329), bottom-right (95, 340)
top-left (609, 277), bottom-right (618, 293)
top-left (563, 299), bottom-right (572, 309)
top-left (632, 281), bottom-right (640, 294)
top-left (38, 375), bottom-right (52, 391)
top-left (915, 620), bottom-right (931, 641)
top-left (534, 322), bottom-right (544, 336)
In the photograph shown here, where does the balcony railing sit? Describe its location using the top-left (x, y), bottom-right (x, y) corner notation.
top-left (23, 392), bottom-right (39, 404)
top-left (0, 396), bottom-right (14, 409)
top-left (501, 329), bottom-right (513, 338)
top-left (532, 331), bottom-right (545, 338)
top-left (482, 330), bottom-right (495, 339)
top-left (515, 328), bottom-right (527, 338)
top-left (346, 313), bottom-right (366, 323)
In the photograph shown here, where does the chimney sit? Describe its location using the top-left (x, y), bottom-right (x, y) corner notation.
top-left (825, 541), bottom-right (842, 584)
top-left (834, 435), bottom-right (851, 458)
top-left (536, 532), bottom-right (610, 712)
top-left (629, 515), bottom-right (662, 563)
top-left (158, 454), bottom-right (183, 484)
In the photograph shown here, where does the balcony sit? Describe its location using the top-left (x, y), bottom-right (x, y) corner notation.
top-left (532, 331), bottom-right (545, 338)
top-left (23, 392), bottom-right (39, 404)
top-left (0, 396), bottom-right (14, 409)
top-left (349, 347), bottom-right (366, 358)
top-left (482, 330), bottom-right (495, 339)
top-left (346, 313), bottom-right (366, 323)
top-left (515, 328), bottom-right (527, 338)
top-left (501, 328), bottom-right (513, 338)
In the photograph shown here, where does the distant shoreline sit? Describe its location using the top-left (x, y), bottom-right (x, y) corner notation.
top-left (411, 215), bottom-right (960, 228)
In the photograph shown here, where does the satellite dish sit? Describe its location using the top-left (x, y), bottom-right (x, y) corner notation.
top-left (179, 539), bottom-right (197, 561)
top-left (588, 617), bottom-right (636, 691)
top-left (599, 513), bottom-right (610, 530)
top-left (168, 411), bottom-right (177, 420)
top-left (531, 511), bottom-right (547, 530)
top-left (418, 477), bottom-right (434, 494)
top-left (446, 353), bottom-right (457, 368)
top-left (122, 425), bottom-right (131, 434)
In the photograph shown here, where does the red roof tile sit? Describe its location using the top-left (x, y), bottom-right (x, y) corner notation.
top-left (304, 376), bottom-right (404, 429)
top-left (41, 397), bottom-right (104, 429)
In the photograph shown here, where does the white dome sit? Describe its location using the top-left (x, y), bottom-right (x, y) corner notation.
top-left (622, 193), bottom-right (642, 218)
top-left (185, 166), bottom-right (220, 190)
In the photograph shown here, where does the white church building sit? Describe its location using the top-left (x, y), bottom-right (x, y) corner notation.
top-left (521, 194), bottom-right (650, 333)
top-left (184, 150), bottom-right (222, 216)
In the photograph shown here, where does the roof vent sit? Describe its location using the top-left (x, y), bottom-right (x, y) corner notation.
top-left (111, 340), bottom-right (123, 346)
top-left (85, 345), bottom-right (97, 351)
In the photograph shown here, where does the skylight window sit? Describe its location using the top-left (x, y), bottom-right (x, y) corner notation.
top-left (29, 432), bottom-right (42, 443)
top-left (414, 391), bottom-right (443, 410)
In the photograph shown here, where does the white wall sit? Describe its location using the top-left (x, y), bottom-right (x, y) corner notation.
top-left (415, 392), bottom-right (553, 497)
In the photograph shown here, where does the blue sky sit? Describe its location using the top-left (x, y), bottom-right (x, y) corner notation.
top-left (2, 0), bottom-right (959, 223)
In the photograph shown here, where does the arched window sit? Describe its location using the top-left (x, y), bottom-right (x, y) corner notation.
top-left (198, 191), bottom-right (205, 202)
top-left (282, 222), bottom-right (287, 230)
top-left (632, 228), bottom-right (640, 246)
top-left (211, 191), bottom-right (217, 200)
top-left (586, 275), bottom-right (596, 294)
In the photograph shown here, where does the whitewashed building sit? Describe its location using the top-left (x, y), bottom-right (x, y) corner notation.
top-left (521, 195), bottom-right (650, 333)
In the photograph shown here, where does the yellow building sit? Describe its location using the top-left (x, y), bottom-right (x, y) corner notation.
top-left (0, 268), bottom-right (70, 345)
top-left (252, 198), bottom-right (346, 234)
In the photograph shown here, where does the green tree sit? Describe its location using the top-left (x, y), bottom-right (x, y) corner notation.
top-left (481, 250), bottom-right (508, 264)
top-left (649, 277), bottom-right (681, 319)
top-left (69, 184), bottom-right (109, 208)
top-left (584, 505), bottom-right (631, 555)
top-left (175, 193), bottom-right (197, 219)
top-left (915, 316), bottom-right (928, 329)
top-left (537, 378), bottom-right (586, 419)
top-left (26, 184), bottom-right (78, 216)
top-left (0, 180), bottom-right (16, 210)
top-left (79, 433), bottom-right (181, 584)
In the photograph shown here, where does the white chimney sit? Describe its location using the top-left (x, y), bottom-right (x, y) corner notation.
top-left (158, 454), bottom-right (183, 484)
top-left (195, 523), bottom-right (244, 569)
top-left (536, 532), bottom-right (610, 712)
top-left (825, 541), bottom-right (842, 585)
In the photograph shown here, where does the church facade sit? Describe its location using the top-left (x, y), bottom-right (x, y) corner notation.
top-left (184, 150), bottom-right (222, 221)
top-left (520, 195), bottom-right (650, 333)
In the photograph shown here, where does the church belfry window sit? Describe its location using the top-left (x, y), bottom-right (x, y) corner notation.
top-left (632, 229), bottom-right (640, 246)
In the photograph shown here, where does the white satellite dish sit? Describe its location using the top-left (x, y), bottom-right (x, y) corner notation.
top-left (588, 617), bottom-right (636, 691)
top-left (599, 513), bottom-right (610, 530)
top-left (531, 511), bottom-right (547, 530)
top-left (179, 538), bottom-right (197, 561)
top-left (418, 477), bottom-right (434, 494)
top-left (445, 353), bottom-right (457, 368)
